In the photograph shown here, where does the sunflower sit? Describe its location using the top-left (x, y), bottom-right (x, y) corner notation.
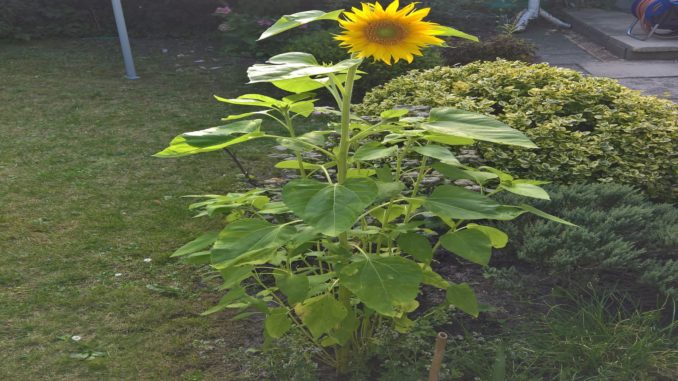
top-left (335, 0), bottom-right (446, 65)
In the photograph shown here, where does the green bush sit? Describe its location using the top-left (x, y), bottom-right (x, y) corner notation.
top-left (357, 61), bottom-right (678, 198)
top-left (494, 183), bottom-right (678, 298)
top-left (280, 29), bottom-right (444, 100)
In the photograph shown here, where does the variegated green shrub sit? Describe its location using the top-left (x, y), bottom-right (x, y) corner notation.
top-left (358, 60), bottom-right (678, 199)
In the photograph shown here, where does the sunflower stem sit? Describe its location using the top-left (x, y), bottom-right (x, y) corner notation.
top-left (336, 64), bottom-right (358, 185)
top-left (334, 63), bottom-right (359, 376)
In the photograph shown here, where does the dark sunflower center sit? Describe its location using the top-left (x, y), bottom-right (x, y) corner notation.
top-left (365, 21), bottom-right (406, 44)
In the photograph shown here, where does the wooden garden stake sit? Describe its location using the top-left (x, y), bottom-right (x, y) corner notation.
top-left (428, 332), bottom-right (448, 381)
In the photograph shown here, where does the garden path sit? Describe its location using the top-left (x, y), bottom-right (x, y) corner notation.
top-left (520, 19), bottom-right (678, 102)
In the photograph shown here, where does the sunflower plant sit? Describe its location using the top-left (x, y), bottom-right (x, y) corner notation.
top-left (156, 0), bottom-right (573, 374)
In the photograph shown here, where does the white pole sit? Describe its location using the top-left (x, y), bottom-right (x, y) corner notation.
top-left (111, 0), bottom-right (139, 80)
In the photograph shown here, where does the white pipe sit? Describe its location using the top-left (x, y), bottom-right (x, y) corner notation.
top-left (514, 0), bottom-right (571, 32)
top-left (527, 0), bottom-right (540, 19)
top-left (112, 0), bottom-right (139, 80)
top-left (540, 9), bottom-right (571, 29)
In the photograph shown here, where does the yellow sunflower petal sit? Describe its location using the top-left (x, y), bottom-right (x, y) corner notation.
top-left (336, 0), bottom-right (447, 65)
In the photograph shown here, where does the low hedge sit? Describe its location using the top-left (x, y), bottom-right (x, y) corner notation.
top-left (357, 60), bottom-right (678, 199)
top-left (494, 183), bottom-right (678, 298)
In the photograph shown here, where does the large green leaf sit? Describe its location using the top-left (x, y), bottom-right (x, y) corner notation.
top-left (423, 108), bottom-right (537, 148)
top-left (201, 286), bottom-right (248, 315)
top-left (424, 185), bottom-right (524, 220)
top-left (446, 282), bottom-right (479, 317)
top-left (434, 25), bottom-right (479, 42)
top-left (500, 181), bottom-right (550, 200)
top-left (248, 52), bottom-right (362, 83)
top-left (218, 265), bottom-right (254, 290)
top-left (275, 160), bottom-right (322, 170)
top-left (413, 145), bottom-right (461, 166)
top-left (519, 204), bottom-right (577, 227)
top-left (259, 10), bottom-right (344, 40)
top-left (211, 219), bottom-right (295, 265)
top-left (171, 231), bottom-right (218, 257)
top-left (433, 163), bottom-right (498, 185)
top-left (274, 272), bottom-right (309, 305)
top-left (466, 224), bottom-right (508, 248)
top-left (264, 308), bottom-right (293, 339)
top-left (294, 294), bottom-right (347, 338)
top-left (440, 229), bottom-right (492, 266)
top-left (273, 77), bottom-right (327, 93)
top-left (215, 94), bottom-right (283, 108)
top-left (339, 256), bottom-right (423, 317)
top-left (282, 178), bottom-right (378, 236)
top-left (354, 142), bottom-right (398, 161)
top-left (154, 119), bottom-right (263, 158)
top-left (398, 233), bottom-right (433, 264)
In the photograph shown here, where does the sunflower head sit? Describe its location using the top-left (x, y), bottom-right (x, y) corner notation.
top-left (335, 0), bottom-right (446, 65)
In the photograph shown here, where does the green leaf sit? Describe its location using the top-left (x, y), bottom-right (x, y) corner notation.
top-left (421, 266), bottom-right (449, 289)
top-left (154, 120), bottom-right (263, 158)
top-left (202, 286), bottom-right (247, 315)
top-left (375, 181), bottom-right (404, 200)
top-left (347, 168), bottom-right (376, 178)
top-left (369, 205), bottom-right (406, 225)
top-left (424, 185), bottom-right (524, 220)
top-left (519, 204), bottom-right (577, 227)
top-left (275, 160), bottom-right (322, 170)
top-left (218, 265), bottom-right (254, 290)
top-left (182, 251), bottom-right (211, 265)
top-left (423, 108), bottom-right (537, 148)
top-left (339, 256), bottom-right (423, 317)
top-left (434, 25), bottom-right (479, 42)
top-left (211, 219), bottom-right (295, 265)
top-left (375, 165), bottom-right (394, 182)
top-left (433, 163), bottom-right (498, 185)
top-left (215, 94), bottom-right (283, 108)
top-left (282, 178), bottom-right (378, 236)
top-left (327, 311), bottom-right (358, 345)
top-left (398, 233), bottom-right (433, 264)
top-left (413, 145), bottom-right (461, 166)
top-left (424, 134), bottom-right (475, 146)
top-left (380, 109), bottom-right (409, 120)
top-left (248, 52), bottom-right (362, 83)
top-left (274, 272), bottom-right (309, 305)
top-left (259, 10), bottom-right (344, 40)
top-left (279, 131), bottom-right (328, 152)
top-left (273, 77), bottom-right (326, 93)
top-left (294, 294), bottom-right (347, 338)
top-left (354, 142), bottom-right (398, 161)
top-left (221, 110), bottom-right (270, 122)
top-left (440, 229), bottom-right (493, 266)
top-left (171, 231), bottom-right (218, 257)
top-left (264, 308), bottom-right (293, 339)
top-left (446, 283), bottom-right (479, 317)
top-left (466, 224), bottom-right (508, 249)
top-left (500, 182), bottom-right (550, 200)
top-left (479, 166), bottom-right (514, 183)
top-left (289, 100), bottom-right (315, 117)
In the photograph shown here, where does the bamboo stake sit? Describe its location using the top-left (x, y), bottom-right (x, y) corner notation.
top-left (428, 332), bottom-right (448, 381)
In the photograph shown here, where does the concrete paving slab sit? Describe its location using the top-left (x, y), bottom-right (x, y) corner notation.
top-left (517, 19), bottom-right (677, 102)
top-left (580, 61), bottom-right (678, 78)
top-left (618, 77), bottom-right (678, 101)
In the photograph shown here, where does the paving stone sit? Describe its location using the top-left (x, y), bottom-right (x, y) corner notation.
top-left (517, 19), bottom-right (677, 102)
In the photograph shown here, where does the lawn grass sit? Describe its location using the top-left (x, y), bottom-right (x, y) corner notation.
top-left (0, 38), bottom-right (277, 380)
